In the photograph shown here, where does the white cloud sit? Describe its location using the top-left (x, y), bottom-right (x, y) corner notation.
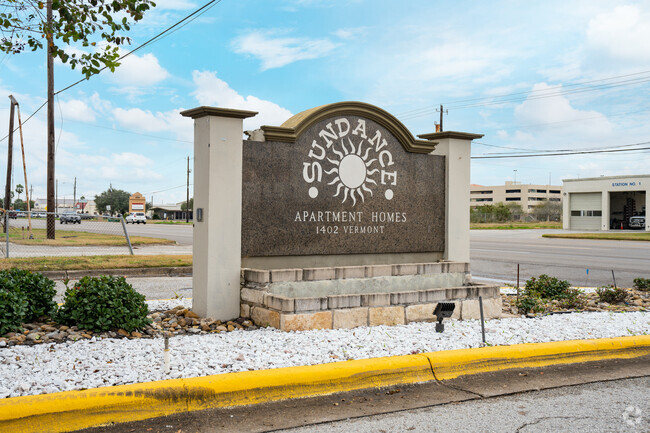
top-left (587, 5), bottom-right (650, 63)
top-left (333, 27), bottom-right (367, 40)
top-left (108, 51), bottom-right (169, 95)
top-left (153, 0), bottom-right (197, 10)
top-left (514, 83), bottom-right (612, 137)
top-left (191, 70), bottom-right (293, 129)
top-left (58, 99), bottom-right (96, 123)
top-left (231, 30), bottom-right (338, 70)
top-left (112, 107), bottom-right (192, 143)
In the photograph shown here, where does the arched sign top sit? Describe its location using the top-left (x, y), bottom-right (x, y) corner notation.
top-left (260, 101), bottom-right (438, 154)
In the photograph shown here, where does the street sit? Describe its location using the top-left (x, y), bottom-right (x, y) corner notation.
top-left (9, 222), bottom-right (649, 288)
top-left (74, 357), bottom-right (650, 433)
top-left (279, 377), bottom-right (649, 433)
top-left (470, 229), bottom-right (650, 287)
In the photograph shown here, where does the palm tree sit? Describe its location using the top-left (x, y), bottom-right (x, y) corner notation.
top-left (15, 184), bottom-right (24, 201)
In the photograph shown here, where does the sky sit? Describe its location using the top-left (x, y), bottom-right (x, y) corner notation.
top-left (1, 0), bottom-right (650, 204)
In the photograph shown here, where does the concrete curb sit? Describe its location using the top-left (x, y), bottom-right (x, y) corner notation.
top-left (40, 266), bottom-right (193, 280)
top-left (1, 335), bottom-right (648, 433)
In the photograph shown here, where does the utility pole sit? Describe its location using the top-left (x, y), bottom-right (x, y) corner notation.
top-left (436, 104), bottom-right (448, 132)
top-left (10, 96), bottom-right (32, 235)
top-left (73, 177), bottom-right (76, 213)
top-left (46, 0), bottom-right (56, 239)
top-left (5, 97), bottom-right (16, 212)
top-left (55, 179), bottom-right (58, 213)
top-left (186, 156), bottom-right (191, 223)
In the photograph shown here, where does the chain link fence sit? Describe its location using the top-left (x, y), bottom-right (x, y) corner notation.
top-left (0, 211), bottom-right (133, 258)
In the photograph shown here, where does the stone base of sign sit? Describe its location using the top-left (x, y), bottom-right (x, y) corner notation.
top-left (240, 261), bottom-right (501, 331)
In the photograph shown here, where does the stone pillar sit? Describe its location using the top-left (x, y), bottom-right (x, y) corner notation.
top-left (180, 107), bottom-right (257, 319)
top-left (601, 190), bottom-right (610, 231)
top-left (646, 187), bottom-right (650, 231)
top-left (421, 132), bottom-right (482, 263)
top-left (562, 192), bottom-right (570, 230)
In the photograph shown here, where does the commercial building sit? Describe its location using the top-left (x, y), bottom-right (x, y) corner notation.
top-left (470, 181), bottom-right (563, 212)
top-left (562, 175), bottom-right (649, 231)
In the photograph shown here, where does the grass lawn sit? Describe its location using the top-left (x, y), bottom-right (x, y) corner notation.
top-left (0, 255), bottom-right (192, 271)
top-left (7, 228), bottom-right (175, 246)
top-left (542, 232), bottom-right (650, 241)
top-left (471, 221), bottom-right (562, 230)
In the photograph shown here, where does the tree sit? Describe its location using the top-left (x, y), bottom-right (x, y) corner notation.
top-left (12, 198), bottom-right (35, 211)
top-left (15, 184), bottom-right (23, 201)
top-left (180, 198), bottom-right (193, 212)
top-left (531, 201), bottom-right (562, 222)
top-left (504, 202), bottom-right (524, 220)
top-left (1, 0), bottom-right (156, 78)
top-left (1, 0), bottom-right (155, 238)
top-left (94, 187), bottom-right (130, 215)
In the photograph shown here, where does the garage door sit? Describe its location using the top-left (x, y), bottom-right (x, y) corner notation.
top-left (569, 192), bottom-right (602, 230)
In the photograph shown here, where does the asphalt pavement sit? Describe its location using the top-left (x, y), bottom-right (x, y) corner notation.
top-left (281, 377), bottom-right (649, 433)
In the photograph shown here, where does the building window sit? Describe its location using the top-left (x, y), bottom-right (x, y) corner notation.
top-left (471, 198), bottom-right (493, 202)
top-left (471, 190), bottom-right (493, 194)
top-left (505, 189), bottom-right (521, 193)
top-left (549, 190), bottom-right (561, 194)
top-left (529, 197), bottom-right (547, 201)
top-left (528, 189), bottom-right (547, 193)
top-left (571, 210), bottom-right (602, 217)
top-left (549, 198), bottom-right (561, 202)
top-left (505, 197), bottom-right (521, 201)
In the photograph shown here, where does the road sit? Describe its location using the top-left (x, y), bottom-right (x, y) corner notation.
top-left (8, 221), bottom-right (649, 287)
top-left (280, 377), bottom-right (649, 433)
top-left (11, 218), bottom-right (193, 245)
top-left (470, 229), bottom-right (650, 287)
top-left (74, 357), bottom-right (650, 433)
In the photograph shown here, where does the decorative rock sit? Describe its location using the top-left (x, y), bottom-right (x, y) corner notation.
top-left (117, 329), bottom-right (129, 337)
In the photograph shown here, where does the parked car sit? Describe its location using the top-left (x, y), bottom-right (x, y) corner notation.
top-left (60, 211), bottom-right (81, 224)
top-left (125, 212), bottom-right (147, 224)
top-left (7, 210), bottom-right (17, 219)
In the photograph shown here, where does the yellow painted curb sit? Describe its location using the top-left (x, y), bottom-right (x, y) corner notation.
top-left (425, 335), bottom-right (650, 380)
top-left (0, 354), bottom-right (432, 433)
top-left (0, 335), bottom-right (648, 433)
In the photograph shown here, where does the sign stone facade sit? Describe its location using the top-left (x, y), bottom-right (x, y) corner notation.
top-left (182, 102), bottom-right (498, 328)
top-left (242, 114), bottom-right (445, 257)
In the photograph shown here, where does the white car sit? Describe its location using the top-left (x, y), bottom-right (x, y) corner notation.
top-left (126, 212), bottom-right (147, 224)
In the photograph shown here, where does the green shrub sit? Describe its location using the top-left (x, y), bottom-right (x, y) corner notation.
top-left (516, 295), bottom-right (545, 315)
top-left (0, 288), bottom-right (28, 335)
top-left (595, 285), bottom-right (629, 304)
top-left (559, 288), bottom-right (586, 309)
top-left (57, 276), bottom-right (151, 332)
top-left (523, 274), bottom-right (571, 300)
top-left (0, 268), bottom-right (57, 326)
top-left (0, 268), bottom-right (57, 322)
top-left (633, 278), bottom-right (650, 291)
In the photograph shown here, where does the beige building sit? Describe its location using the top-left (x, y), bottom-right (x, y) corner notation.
top-left (470, 181), bottom-right (563, 212)
top-left (563, 174), bottom-right (649, 231)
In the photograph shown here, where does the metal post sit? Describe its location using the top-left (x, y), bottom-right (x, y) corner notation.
top-left (478, 296), bottom-right (485, 344)
top-left (5, 212), bottom-right (9, 258)
top-left (611, 270), bottom-right (617, 290)
top-left (120, 216), bottom-right (134, 255)
top-left (516, 263), bottom-right (520, 310)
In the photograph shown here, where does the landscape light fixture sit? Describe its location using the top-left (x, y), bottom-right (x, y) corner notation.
top-left (433, 302), bottom-right (456, 333)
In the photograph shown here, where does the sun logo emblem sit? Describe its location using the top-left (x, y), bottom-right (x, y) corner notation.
top-left (302, 117), bottom-right (398, 206)
top-left (324, 137), bottom-right (379, 206)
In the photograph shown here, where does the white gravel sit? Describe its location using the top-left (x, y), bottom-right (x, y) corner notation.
top-left (1, 299), bottom-right (647, 399)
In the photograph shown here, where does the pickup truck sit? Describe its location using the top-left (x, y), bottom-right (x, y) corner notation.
top-left (60, 211), bottom-right (81, 224)
top-left (629, 215), bottom-right (645, 229)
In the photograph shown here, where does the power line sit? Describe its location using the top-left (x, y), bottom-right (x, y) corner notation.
top-left (397, 69), bottom-right (650, 120)
top-left (471, 141), bottom-right (650, 159)
top-left (0, 0), bottom-right (224, 143)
